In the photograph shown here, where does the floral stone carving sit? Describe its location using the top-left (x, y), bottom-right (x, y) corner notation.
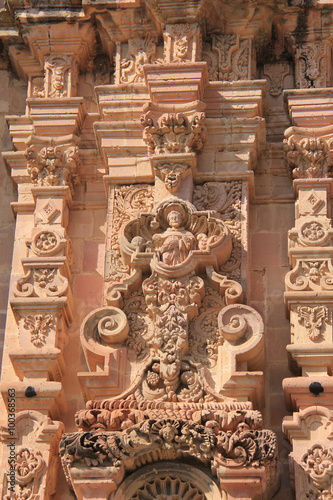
top-left (60, 414), bottom-right (278, 496)
top-left (297, 306), bottom-right (329, 341)
top-left (264, 63), bottom-right (290, 97)
top-left (14, 266), bottom-right (68, 298)
top-left (120, 33), bottom-right (157, 84)
top-left (164, 23), bottom-right (200, 63)
top-left (37, 54), bottom-right (77, 98)
top-left (21, 314), bottom-right (55, 347)
top-left (296, 42), bottom-right (330, 89)
top-left (25, 143), bottom-right (81, 193)
top-left (284, 135), bottom-right (333, 179)
top-left (301, 444), bottom-right (333, 498)
top-left (4, 447), bottom-right (45, 500)
top-left (211, 34), bottom-right (252, 82)
top-left (141, 111), bottom-right (207, 155)
top-left (105, 184), bottom-right (154, 285)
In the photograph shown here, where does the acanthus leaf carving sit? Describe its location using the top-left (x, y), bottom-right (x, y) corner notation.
top-left (210, 34), bottom-right (252, 82)
top-left (21, 314), bottom-right (55, 347)
top-left (25, 144), bottom-right (81, 193)
top-left (14, 267), bottom-right (68, 298)
top-left (193, 181), bottom-right (242, 280)
top-left (284, 136), bottom-right (333, 179)
top-left (4, 447), bottom-right (45, 500)
top-left (263, 62), bottom-right (290, 97)
top-left (105, 184), bottom-right (154, 286)
top-left (141, 112), bottom-right (207, 155)
top-left (297, 306), bottom-right (329, 341)
top-left (296, 42), bottom-right (330, 89)
top-left (163, 23), bottom-right (200, 63)
top-left (286, 259), bottom-right (333, 292)
top-left (301, 444), bottom-right (333, 498)
top-left (120, 33), bottom-right (157, 84)
top-left (214, 427), bottom-right (277, 468)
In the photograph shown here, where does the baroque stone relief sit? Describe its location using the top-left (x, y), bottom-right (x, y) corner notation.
top-left (33, 55), bottom-right (77, 98)
top-left (193, 181), bottom-right (242, 280)
top-left (141, 110), bottom-right (207, 155)
top-left (25, 144), bottom-right (81, 194)
top-left (118, 33), bottom-right (158, 84)
top-left (203, 34), bottom-right (252, 82)
top-left (164, 23), bottom-right (201, 63)
top-left (4, 447), bottom-right (45, 500)
top-left (105, 184), bottom-right (154, 285)
top-left (295, 42), bottom-right (330, 89)
top-left (301, 444), bottom-right (333, 499)
top-left (263, 62), bottom-right (290, 97)
top-left (284, 135), bottom-right (333, 179)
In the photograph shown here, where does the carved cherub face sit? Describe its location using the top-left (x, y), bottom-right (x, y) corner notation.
top-left (167, 210), bottom-right (182, 229)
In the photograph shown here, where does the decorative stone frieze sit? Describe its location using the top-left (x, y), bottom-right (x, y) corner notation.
top-left (203, 34), bottom-right (253, 82)
top-left (295, 42), bottom-right (331, 90)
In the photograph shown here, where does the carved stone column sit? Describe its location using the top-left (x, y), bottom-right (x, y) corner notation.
top-left (0, 22), bottom-right (92, 500)
top-left (283, 119), bottom-right (333, 497)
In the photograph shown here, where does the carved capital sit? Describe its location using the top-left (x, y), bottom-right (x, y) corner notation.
top-left (25, 142), bottom-right (81, 194)
top-left (284, 135), bottom-right (333, 179)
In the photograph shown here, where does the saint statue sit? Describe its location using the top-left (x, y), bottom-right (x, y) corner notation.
top-left (152, 207), bottom-right (196, 266)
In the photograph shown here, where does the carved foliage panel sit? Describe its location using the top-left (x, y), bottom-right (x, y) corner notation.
top-left (104, 184), bottom-right (154, 284)
top-left (193, 181), bottom-right (243, 280)
top-left (295, 42), bottom-right (331, 89)
top-left (203, 35), bottom-right (252, 81)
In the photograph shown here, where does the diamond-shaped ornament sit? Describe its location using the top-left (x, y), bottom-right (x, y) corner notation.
top-left (39, 199), bottom-right (60, 223)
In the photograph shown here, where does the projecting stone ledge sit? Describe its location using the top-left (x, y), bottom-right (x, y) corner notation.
top-left (60, 400), bottom-right (279, 500)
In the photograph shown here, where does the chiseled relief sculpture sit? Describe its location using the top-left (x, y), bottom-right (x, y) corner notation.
top-left (61, 178), bottom-right (278, 497)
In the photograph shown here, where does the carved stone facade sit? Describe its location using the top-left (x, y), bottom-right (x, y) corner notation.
top-left (1, 0), bottom-right (333, 499)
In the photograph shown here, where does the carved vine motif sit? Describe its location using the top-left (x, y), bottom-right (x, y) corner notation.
top-left (4, 447), bottom-right (45, 500)
top-left (142, 273), bottom-right (204, 400)
top-left (141, 112), bottom-right (207, 155)
top-left (214, 427), bottom-right (278, 468)
top-left (21, 314), bottom-right (54, 347)
top-left (263, 63), bottom-right (290, 97)
top-left (124, 290), bottom-right (154, 362)
top-left (297, 306), bottom-right (329, 341)
top-left (193, 181), bottom-right (242, 279)
top-left (163, 23), bottom-right (199, 63)
top-left (207, 34), bottom-right (251, 82)
top-left (189, 287), bottom-right (225, 368)
top-left (60, 417), bottom-right (278, 489)
top-left (76, 401), bottom-right (259, 432)
top-left (131, 476), bottom-right (206, 500)
top-left (25, 145), bottom-right (80, 193)
top-left (121, 33), bottom-right (157, 83)
top-left (284, 136), bottom-right (333, 179)
top-left (301, 444), bottom-right (333, 498)
top-left (296, 42), bottom-right (329, 89)
top-left (14, 268), bottom-right (68, 298)
top-left (60, 418), bottom-right (215, 470)
top-left (105, 184), bottom-right (154, 283)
